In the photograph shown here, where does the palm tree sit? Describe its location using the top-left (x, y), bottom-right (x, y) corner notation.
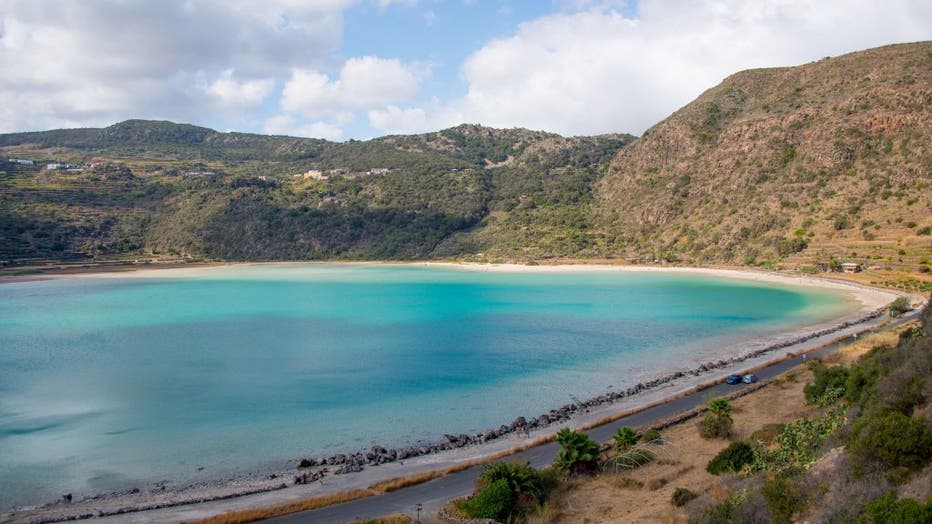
top-left (708, 398), bottom-right (732, 417)
top-left (701, 398), bottom-right (734, 438)
top-left (613, 426), bottom-right (640, 451)
top-left (555, 427), bottom-right (600, 475)
top-left (479, 460), bottom-right (545, 505)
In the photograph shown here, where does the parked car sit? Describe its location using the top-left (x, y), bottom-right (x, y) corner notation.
top-left (742, 373), bottom-right (758, 384)
top-left (726, 374), bottom-right (743, 385)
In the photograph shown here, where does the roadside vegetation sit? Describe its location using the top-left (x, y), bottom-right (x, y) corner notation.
top-left (687, 302), bottom-right (932, 523)
top-left (443, 301), bottom-right (931, 523)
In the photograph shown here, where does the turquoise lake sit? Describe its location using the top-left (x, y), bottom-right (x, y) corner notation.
top-left (0, 264), bottom-right (852, 509)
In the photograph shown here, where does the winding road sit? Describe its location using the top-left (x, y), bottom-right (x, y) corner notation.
top-left (265, 311), bottom-right (918, 524)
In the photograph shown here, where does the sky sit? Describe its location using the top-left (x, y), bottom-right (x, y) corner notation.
top-left (1, 0), bottom-right (930, 141)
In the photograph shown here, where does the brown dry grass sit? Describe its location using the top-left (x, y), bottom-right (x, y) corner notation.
top-left (533, 365), bottom-right (818, 524)
top-left (198, 324), bottom-right (916, 524)
top-left (530, 322), bottom-right (920, 524)
top-left (195, 489), bottom-right (378, 524)
top-left (345, 514), bottom-right (414, 524)
top-left (821, 321), bottom-right (914, 365)
top-left (195, 431), bottom-right (558, 524)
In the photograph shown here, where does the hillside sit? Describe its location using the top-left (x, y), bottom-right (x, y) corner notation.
top-left (0, 121), bottom-right (632, 262)
top-left (1, 42), bottom-right (929, 280)
top-left (595, 42), bottom-right (932, 273)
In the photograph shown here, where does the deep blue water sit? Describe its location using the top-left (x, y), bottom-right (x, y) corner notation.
top-left (0, 264), bottom-right (850, 509)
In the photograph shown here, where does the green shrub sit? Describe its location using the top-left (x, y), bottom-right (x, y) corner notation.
top-left (847, 409), bottom-right (932, 474)
top-left (478, 460), bottom-right (545, 506)
top-left (699, 398), bottom-right (734, 439)
top-left (804, 361), bottom-right (849, 404)
top-left (762, 477), bottom-right (805, 524)
top-left (459, 478), bottom-right (513, 521)
top-left (671, 487), bottom-right (697, 507)
top-left (696, 497), bottom-right (739, 524)
top-left (898, 326), bottom-right (924, 342)
top-left (857, 492), bottom-right (932, 524)
top-left (777, 236), bottom-right (808, 256)
top-left (889, 296), bottom-right (912, 317)
top-left (554, 428), bottom-right (600, 475)
top-left (749, 390), bottom-right (847, 475)
top-left (707, 441), bottom-right (754, 475)
top-left (613, 426), bottom-right (639, 450)
top-left (845, 344), bottom-right (894, 405)
top-left (917, 226), bottom-right (931, 236)
top-left (875, 368), bottom-right (925, 414)
top-left (641, 428), bottom-right (662, 443)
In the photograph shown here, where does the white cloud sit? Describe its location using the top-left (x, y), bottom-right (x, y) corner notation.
top-left (2, 0), bottom-right (930, 139)
top-left (377, 0), bottom-right (417, 7)
top-left (368, 105), bottom-right (431, 134)
top-left (0, 0), bottom-right (351, 132)
top-left (282, 56), bottom-right (423, 118)
top-left (204, 70), bottom-right (274, 108)
top-left (263, 114), bottom-right (344, 141)
top-left (369, 0), bottom-right (932, 136)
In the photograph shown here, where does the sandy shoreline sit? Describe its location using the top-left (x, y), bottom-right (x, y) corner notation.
top-left (0, 260), bottom-right (901, 311)
top-left (0, 263), bottom-right (917, 524)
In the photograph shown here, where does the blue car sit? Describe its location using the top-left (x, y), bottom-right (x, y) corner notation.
top-left (726, 374), bottom-right (743, 385)
top-left (742, 374), bottom-right (758, 384)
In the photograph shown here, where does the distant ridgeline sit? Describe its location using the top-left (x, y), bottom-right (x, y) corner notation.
top-left (1, 42), bottom-right (930, 269)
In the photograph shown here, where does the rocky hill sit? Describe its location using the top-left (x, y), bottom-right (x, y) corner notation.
top-left (1, 42), bottom-right (929, 277)
top-left (594, 42), bottom-right (931, 271)
top-left (0, 120), bottom-right (632, 262)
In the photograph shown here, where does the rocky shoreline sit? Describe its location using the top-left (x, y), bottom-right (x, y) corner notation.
top-left (293, 307), bottom-right (887, 479)
top-left (4, 303), bottom-right (893, 524)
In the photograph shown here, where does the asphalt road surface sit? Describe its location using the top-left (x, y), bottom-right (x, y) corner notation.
top-left (266, 311), bottom-right (918, 524)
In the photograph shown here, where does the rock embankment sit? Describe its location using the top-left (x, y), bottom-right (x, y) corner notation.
top-left (294, 307), bottom-right (886, 481)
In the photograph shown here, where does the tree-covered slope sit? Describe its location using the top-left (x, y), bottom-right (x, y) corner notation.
top-left (0, 121), bottom-right (633, 262)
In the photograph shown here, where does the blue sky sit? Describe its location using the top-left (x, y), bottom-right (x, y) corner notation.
top-left (0, 1), bottom-right (929, 140)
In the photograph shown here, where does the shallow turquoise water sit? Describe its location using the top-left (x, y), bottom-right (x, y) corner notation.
top-left (0, 264), bottom-right (849, 509)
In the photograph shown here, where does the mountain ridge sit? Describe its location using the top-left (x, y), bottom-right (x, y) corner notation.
top-left (593, 41), bottom-right (931, 270)
top-left (1, 41), bottom-right (929, 280)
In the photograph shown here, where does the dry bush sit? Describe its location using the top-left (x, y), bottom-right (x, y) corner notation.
top-left (648, 477), bottom-right (669, 490)
top-left (609, 475), bottom-right (645, 490)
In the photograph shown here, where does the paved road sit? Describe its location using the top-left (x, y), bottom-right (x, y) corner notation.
top-left (267, 312), bottom-right (917, 524)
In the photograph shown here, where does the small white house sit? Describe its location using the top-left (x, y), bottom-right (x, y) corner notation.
top-left (841, 262), bottom-right (862, 273)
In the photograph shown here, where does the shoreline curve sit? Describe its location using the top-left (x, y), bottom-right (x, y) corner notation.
top-left (0, 264), bottom-right (916, 524)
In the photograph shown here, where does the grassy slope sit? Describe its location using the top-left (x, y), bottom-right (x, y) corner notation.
top-left (594, 41), bottom-right (932, 272)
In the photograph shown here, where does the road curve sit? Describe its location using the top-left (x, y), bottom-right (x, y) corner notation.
top-left (264, 311), bottom-right (918, 524)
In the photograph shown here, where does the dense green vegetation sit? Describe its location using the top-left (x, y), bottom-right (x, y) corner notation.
top-left (0, 121), bottom-right (633, 264)
top-left (706, 441), bottom-right (754, 475)
top-left (554, 428), bottom-right (601, 475)
top-left (699, 398), bottom-right (734, 439)
top-left (456, 460), bottom-right (557, 523)
top-left (689, 302), bottom-right (932, 523)
top-left (612, 426), bottom-right (639, 451)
